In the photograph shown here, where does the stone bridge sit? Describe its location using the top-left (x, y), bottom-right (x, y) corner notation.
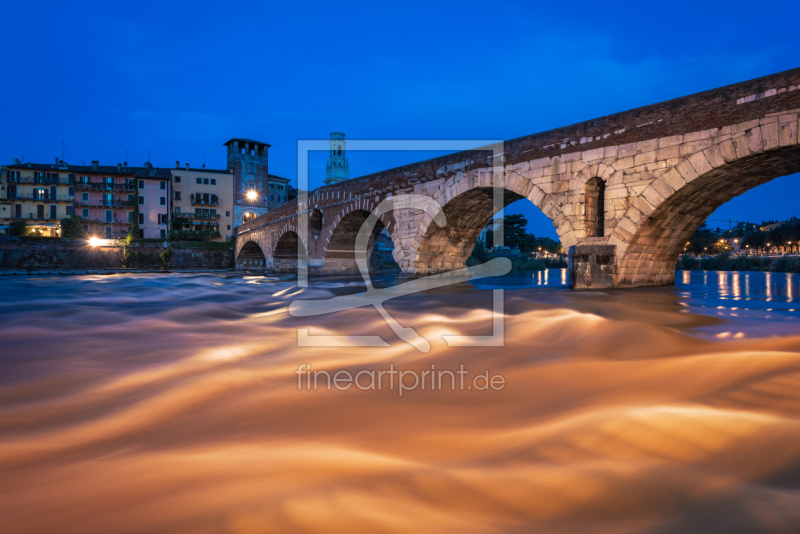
top-left (234, 67), bottom-right (800, 288)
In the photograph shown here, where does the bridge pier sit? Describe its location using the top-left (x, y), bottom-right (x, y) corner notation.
top-left (568, 244), bottom-right (618, 289)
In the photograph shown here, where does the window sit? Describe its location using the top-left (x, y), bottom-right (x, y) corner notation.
top-left (66, 206), bottom-right (74, 216)
top-left (226, 211), bottom-right (230, 217)
top-left (247, 163), bottom-right (254, 173)
top-left (585, 177), bottom-right (606, 238)
top-left (105, 210), bottom-right (112, 223)
top-left (127, 194), bottom-right (134, 202)
top-left (196, 177), bottom-right (202, 184)
top-left (139, 196), bottom-right (145, 205)
top-left (278, 184), bottom-right (284, 190)
top-left (128, 212), bottom-right (133, 223)
top-left (138, 213), bottom-right (144, 224)
top-left (68, 187), bottom-right (74, 196)
top-left (227, 225), bottom-right (230, 230)
top-left (82, 224), bottom-right (89, 233)
top-left (82, 209), bottom-right (89, 218)
top-left (211, 179), bottom-right (216, 185)
top-left (138, 180), bottom-right (144, 189)
top-left (174, 176), bottom-right (181, 183)
top-left (203, 178), bottom-right (208, 185)
top-left (160, 181), bottom-right (166, 190)
top-left (82, 192), bottom-right (89, 201)
top-left (37, 205), bottom-right (44, 219)
top-left (160, 197), bottom-right (166, 206)
top-left (105, 227), bottom-right (112, 238)
top-left (174, 207), bottom-right (181, 214)
top-left (158, 214), bottom-right (167, 224)
top-left (174, 191), bottom-right (181, 200)
top-left (50, 205), bottom-right (57, 219)
top-left (160, 229), bottom-right (166, 239)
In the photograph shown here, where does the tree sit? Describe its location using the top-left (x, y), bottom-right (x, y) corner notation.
top-left (61, 215), bottom-right (86, 238)
top-left (501, 214), bottom-right (538, 254)
top-left (126, 188), bottom-right (140, 244)
top-left (8, 219), bottom-right (28, 236)
top-left (471, 237), bottom-right (488, 262)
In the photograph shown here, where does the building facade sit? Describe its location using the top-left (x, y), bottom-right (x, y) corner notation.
top-left (324, 132), bottom-right (349, 185)
top-left (224, 138), bottom-right (271, 226)
top-left (2, 136), bottom-right (294, 238)
top-left (171, 164), bottom-right (235, 241)
top-left (1, 159), bottom-right (76, 236)
top-left (73, 162), bottom-right (137, 238)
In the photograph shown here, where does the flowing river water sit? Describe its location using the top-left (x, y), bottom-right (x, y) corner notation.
top-left (2, 269), bottom-right (800, 533)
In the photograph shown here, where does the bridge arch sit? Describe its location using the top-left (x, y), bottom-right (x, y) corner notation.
top-left (411, 171), bottom-right (571, 275)
top-left (272, 228), bottom-right (308, 273)
top-left (613, 128), bottom-right (800, 287)
top-left (321, 202), bottom-right (398, 274)
top-left (236, 241), bottom-right (267, 271)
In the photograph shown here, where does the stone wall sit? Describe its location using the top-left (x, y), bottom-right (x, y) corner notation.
top-left (0, 239), bottom-right (233, 270)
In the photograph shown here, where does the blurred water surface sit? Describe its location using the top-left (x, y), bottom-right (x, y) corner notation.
top-left (1, 271), bottom-right (800, 533)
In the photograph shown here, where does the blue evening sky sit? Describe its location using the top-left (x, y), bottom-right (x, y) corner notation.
top-left (2, 0), bottom-right (799, 239)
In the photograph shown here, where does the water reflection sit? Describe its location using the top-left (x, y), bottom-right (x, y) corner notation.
top-left (1, 271), bottom-right (800, 533)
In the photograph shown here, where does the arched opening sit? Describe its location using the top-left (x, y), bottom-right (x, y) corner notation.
top-left (585, 177), bottom-right (605, 238)
top-left (310, 209), bottom-right (323, 236)
top-left (273, 231), bottom-right (307, 273)
top-left (242, 212), bottom-right (257, 224)
top-left (413, 186), bottom-right (561, 275)
top-left (237, 241), bottom-right (266, 271)
top-left (324, 210), bottom-right (397, 274)
top-left (617, 144), bottom-right (800, 287)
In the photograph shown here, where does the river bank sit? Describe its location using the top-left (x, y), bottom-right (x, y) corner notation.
top-left (677, 253), bottom-right (800, 273)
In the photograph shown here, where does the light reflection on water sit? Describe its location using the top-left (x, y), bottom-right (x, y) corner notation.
top-left (1, 271), bottom-right (800, 533)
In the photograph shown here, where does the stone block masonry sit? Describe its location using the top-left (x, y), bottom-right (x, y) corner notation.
top-left (234, 67), bottom-right (800, 288)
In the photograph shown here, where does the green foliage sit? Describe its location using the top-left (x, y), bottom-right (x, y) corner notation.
top-left (472, 238), bottom-right (488, 262)
top-left (160, 247), bottom-right (173, 269)
top-left (61, 215), bottom-right (86, 238)
top-left (8, 219), bottom-right (29, 236)
top-left (772, 257), bottom-right (800, 273)
top-left (126, 187), bottom-right (140, 245)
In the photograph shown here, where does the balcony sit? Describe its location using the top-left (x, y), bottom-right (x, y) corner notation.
top-left (75, 199), bottom-right (134, 208)
top-left (6, 176), bottom-right (71, 185)
top-left (189, 194), bottom-right (219, 206)
top-left (6, 193), bottom-right (74, 202)
top-left (173, 212), bottom-right (221, 222)
top-left (73, 182), bottom-right (135, 191)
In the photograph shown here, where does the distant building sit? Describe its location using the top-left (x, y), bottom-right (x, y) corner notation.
top-left (760, 221), bottom-right (785, 232)
top-left (223, 138), bottom-right (271, 225)
top-left (74, 161), bottom-right (137, 239)
top-left (324, 132), bottom-right (349, 185)
top-left (0, 159), bottom-right (75, 236)
top-left (265, 174), bottom-right (291, 211)
top-left (2, 136), bottom-right (294, 237)
top-left (479, 218), bottom-right (503, 244)
top-left (170, 163), bottom-right (235, 241)
top-left (134, 163), bottom-right (172, 239)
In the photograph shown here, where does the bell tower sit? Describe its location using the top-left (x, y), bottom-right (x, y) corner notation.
top-left (324, 132), bottom-right (349, 185)
top-left (223, 138), bottom-right (271, 224)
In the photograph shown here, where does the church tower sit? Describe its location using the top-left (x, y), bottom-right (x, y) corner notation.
top-left (324, 132), bottom-right (349, 185)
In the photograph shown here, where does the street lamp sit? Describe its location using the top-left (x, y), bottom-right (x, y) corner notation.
top-left (246, 190), bottom-right (258, 202)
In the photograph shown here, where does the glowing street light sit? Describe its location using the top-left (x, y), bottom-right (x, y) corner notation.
top-left (246, 190), bottom-right (258, 202)
top-left (88, 237), bottom-right (101, 247)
